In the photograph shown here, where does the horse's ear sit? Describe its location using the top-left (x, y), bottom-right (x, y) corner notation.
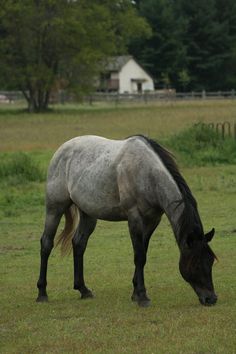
top-left (205, 228), bottom-right (215, 243)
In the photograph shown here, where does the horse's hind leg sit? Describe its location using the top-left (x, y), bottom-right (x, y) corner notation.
top-left (72, 210), bottom-right (97, 299)
top-left (36, 207), bottom-right (64, 302)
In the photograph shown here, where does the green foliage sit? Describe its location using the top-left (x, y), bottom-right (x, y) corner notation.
top-left (167, 123), bottom-right (236, 166)
top-left (0, 0), bottom-right (150, 112)
top-left (178, 0), bottom-right (232, 90)
top-left (178, 69), bottom-right (191, 91)
top-left (0, 152), bottom-right (45, 183)
top-left (131, 0), bottom-right (236, 90)
top-left (130, 0), bottom-right (187, 88)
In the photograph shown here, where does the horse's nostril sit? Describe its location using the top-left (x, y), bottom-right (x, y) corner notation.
top-left (199, 295), bottom-right (217, 306)
top-left (205, 296), bottom-right (217, 305)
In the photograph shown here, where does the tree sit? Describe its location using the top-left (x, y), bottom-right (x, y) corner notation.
top-left (129, 0), bottom-right (187, 89)
top-left (130, 0), bottom-right (236, 91)
top-left (0, 0), bottom-right (149, 112)
top-left (214, 0), bottom-right (236, 89)
top-left (178, 0), bottom-right (231, 90)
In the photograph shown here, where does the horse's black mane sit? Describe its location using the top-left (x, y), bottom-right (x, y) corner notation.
top-left (133, 135), bottom-right (204, 242)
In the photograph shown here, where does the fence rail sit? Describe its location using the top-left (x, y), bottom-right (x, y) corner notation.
top-left (1, 90), bottom-right (236, 105)
top-left (0, 91), bottom-right (24, 102)
top-left (84, 90), bottom-right (236, 104)
top-left (200, 121), bottom-right (236, 140)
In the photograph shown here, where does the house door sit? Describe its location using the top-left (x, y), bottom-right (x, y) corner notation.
top-left (137, 82), bottom-right (142, 93)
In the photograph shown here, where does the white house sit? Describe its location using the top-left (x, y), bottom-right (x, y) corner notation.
top-left (99, 56), bottom-right (154, 94)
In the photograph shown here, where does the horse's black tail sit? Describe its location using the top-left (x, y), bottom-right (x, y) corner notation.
top-left (55, 204), bottom-right (79, 256)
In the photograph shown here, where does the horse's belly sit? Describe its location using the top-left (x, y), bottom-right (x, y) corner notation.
top-left (70, 182), bottom-right (127, 221)
top-left (73, 197), bottom-right (127, 221)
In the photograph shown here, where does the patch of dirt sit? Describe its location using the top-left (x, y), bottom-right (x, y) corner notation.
top-left (0, 245), bottom-right (26, 254)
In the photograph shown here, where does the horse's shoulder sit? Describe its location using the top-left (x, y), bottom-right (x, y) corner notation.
top-left (124, 136), bottom-right (160, 160)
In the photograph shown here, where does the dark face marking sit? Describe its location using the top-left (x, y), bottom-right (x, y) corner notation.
top-left (179, 238), bottom-right (217, 306)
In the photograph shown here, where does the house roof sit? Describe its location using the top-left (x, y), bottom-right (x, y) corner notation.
top-left (103, 55), bottom-right (154, 81)
top-left (104, 55), bottom-right (132, 72)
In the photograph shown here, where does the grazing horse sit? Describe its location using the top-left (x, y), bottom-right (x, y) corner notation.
top-left (36, 135), bottom-right (217, 307)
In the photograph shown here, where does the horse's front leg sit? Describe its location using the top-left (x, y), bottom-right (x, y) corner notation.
top-left (131, 216), bottom-right (161, 305)
top-left (128, 209), bottom-right (150, 307)
top-left (72, 211), bottom-right (97, 299)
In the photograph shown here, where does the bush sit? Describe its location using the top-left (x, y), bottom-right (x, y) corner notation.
top-left (166, 123), bottom-right (236, 166)
top-left (0, 152), bottom-right (45, 183)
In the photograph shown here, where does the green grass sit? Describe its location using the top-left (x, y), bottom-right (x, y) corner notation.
top-left (166, 123), bottom-right (236, 166)
top-left (0, 101), bottom-right (236, 353)
top-left (0, 152), bottom-right (45, 184)
top-left (1, 100), bottom-right (236, 152)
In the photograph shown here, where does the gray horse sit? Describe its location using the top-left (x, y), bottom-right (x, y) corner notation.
top-left (36, 135), bottom-right (217, 307)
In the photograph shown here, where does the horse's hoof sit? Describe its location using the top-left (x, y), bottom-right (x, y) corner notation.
top-left (81, 290), bottom-right (94, 299)
top-left (138, 299), bottom-right (151, 308)
top-left (36, 295), bottom-right (48, 303)
top-left (132, 292), bottom-right (150, 307)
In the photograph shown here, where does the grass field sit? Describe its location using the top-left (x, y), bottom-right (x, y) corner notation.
top-left (0, 101), bottom-right (236, 353)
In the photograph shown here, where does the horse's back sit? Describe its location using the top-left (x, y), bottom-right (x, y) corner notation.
top-left (48, 136), bottom-right (124, 175)
top-left (46, 136), bottom-right (127, 219)
top-left (46, 135), bottom-right (166, 220)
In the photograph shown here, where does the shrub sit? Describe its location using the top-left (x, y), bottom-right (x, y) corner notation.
top-left (166, 123), bottom-right (236, 166)
top-left (0, 152), bottom-right (45, 183)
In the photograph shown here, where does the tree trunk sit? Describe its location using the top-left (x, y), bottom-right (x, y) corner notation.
top-left (23, 89), bottom-right (50, 113)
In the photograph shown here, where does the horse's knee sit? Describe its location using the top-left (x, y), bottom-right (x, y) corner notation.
top-left (134, 251), bottom-right (146, 268)
top-left (40, 234), bottom-right (54, 255)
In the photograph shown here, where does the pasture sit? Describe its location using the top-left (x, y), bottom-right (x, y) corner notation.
top-left (0, 100), bottom-right (236, 353)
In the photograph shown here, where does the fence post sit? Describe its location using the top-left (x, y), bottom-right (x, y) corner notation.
top-left (202, 90), bottom-right (206, 99)
top-left (223, 121), bottom-right (231, 137)
top-left (89, 95), bottom-right (93, 106)
top-left (144, 92), bottom-right (148, 104)
top-left (115, 93), bottom-right (120, 107)
top-left (216, 122), bottom-right (224, 139)
top-left (59, 90), bottom-right (65, 105)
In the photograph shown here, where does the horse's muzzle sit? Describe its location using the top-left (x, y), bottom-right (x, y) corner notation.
top-left (199, 294), bottom-right (217, 306)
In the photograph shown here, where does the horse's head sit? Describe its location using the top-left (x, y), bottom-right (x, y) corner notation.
top-left (179, 228), bottom-right (217, 306)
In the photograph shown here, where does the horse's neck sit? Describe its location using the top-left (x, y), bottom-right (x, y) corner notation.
top-left (153, 171), bottom-right (185, 243)
top-left (158, 184), bottom-right (199, 249)
top-left (164, 199), bottom-right (185, 245)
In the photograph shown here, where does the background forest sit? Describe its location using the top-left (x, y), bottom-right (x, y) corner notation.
top-left (131, 0), bottom-right (236, 91)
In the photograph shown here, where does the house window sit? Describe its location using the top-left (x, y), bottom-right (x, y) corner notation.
top-left (99, 73), bottom-right (119, 92)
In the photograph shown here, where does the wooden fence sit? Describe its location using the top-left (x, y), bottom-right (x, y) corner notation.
top-left (83, 90), bottom-right (236, 105)
top-left (1, 90), bottom-right (236, 105)
top-left (200, 121), bottom-right (236, 140)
